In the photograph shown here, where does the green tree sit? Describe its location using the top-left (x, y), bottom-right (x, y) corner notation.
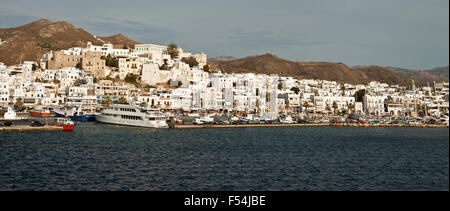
top-left (303, 102), bottom-right (311, 113)
top-left (181, 56), bottom-right (199, 68)
top-left (278, 83), bottom-right (283, 90)
top-left (14, 97), bottom-right (24, 111)
top-left (164, 42), bottom-right (179, 59)
top-left (354, 89), bottom-right (366, 102)
top-left (290, 87), bottom-right (300, 94)
top-left (102, 54), bottom-right (118, 67)
top-left (332, 101), bottom-right (339, 114)
top-left (118, 96), bottom-right (127, 104)
top-left (74, 78), bottom-right (87, 86)
top-left (124, 73), bottom-right (138, 84)
top-left (341, 84), bottom-right (346, 95)
top-left (203, 64), bottom-right (211, 73)
top-left (103, 96), bottom-right (112, 107)
top-left (75, 62), bottom-right (82, 69)
top-left (347, 103), bottom-right (355, 114)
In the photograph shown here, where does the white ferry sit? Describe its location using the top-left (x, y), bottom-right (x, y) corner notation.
top-left (95, 103), bottom-right (168, 128)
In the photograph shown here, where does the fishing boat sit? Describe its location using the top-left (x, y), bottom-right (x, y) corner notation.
top-left (29, 106), bottom-right (52, 117)
top-left (46, 117), bottom-right (75, 130)
top-left (54, 105), bottom-right (97, 121)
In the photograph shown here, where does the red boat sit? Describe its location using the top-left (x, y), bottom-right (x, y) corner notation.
top-left (46, 117), bottom-right (75, 130)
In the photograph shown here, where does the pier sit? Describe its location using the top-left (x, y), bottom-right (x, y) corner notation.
top-left (172, 123), bottom-right (449, 129)
top-left (0, 125), bottom-right (63, 132)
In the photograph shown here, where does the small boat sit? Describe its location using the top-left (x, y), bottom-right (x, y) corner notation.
top-left (280, 115), bottom-right (294, 124)
top-left (54, 106), bottom-right (96, 121)
top-left (29, 106), bottom-right (52, 117)
top-left (46, 117), bottom-right (75, 130)
top-left (193, 116), bottom-right (214, 124)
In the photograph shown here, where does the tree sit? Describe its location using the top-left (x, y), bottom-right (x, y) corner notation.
top-left (103, 96), bottom-right (112, 107)
top-left (74, 78), bottom-right (87, 86)
top-left (341, 84), bottom-right (346, 95)
top-left (303, 102), bottom-right (310, 113)
top-left (14, 97), bottom-right (24, 111)
top-left (203, 64), bottom-right (211, 73)
top-left (181, 56), bottom-right (199, 68)
top-left (354, 89), bottom-right (366, 102)
top-left (347, 103), bottom-right (355, 114)
top-left (125, 73), bottom-right (138, 84)
top-left (164, 42), bottom-right (179, 59)
top-left (332, 101), bottom-right (339, 114)
top-left (278, 83), bottom-right (283, 90)
top-left (118, 96), bottom-right (127, 104)
top-left (290, 87), bottom-right (300, 94)
top-left (75, 62), bottom-right (82, 69)
top-left (102, 54), bottom-right (118, 67)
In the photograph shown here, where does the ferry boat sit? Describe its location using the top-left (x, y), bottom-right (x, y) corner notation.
top-left (29, 107), bottom-right (52, 117)
top-left (46, 117), bottom-right (75, 130)
top-left (95, 103), bottom-right (168, 128)
top-left (54, 105), bottom-right (97, 121)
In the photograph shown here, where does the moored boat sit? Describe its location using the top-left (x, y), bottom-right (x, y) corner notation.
top-left (54, 105), bottom-right (97, 121)
top-left (46, 117), bottom-right (75, 130)
top-left (95, 103), bottom-right (168, 128)
top-left (29, 106), bottom-right (52, 117)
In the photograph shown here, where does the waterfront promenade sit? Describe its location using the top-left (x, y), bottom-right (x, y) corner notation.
top-left (0, 125), bottom-right (62, 132)
top-left (172, 123), bottom-right (449, 129)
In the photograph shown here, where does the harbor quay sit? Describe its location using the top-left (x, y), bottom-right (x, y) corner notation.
top-left (172, 123), bottom-right (449, 129)
top-left (0, 125), bottom-right (62, 132)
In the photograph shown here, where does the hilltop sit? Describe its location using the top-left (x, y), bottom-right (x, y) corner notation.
top-left (209, 53), bottom-right (414, 85)
top-left (386, 66), bottom-right (449, 84)
top-left (97, 33), bottom-right (139, 49)
top-left (0, 19), bottom-right (137, 65)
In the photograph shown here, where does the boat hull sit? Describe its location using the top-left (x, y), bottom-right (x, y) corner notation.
top-left (54, 112), bottom-right (96, 121)
top-left (29, 111), bottom-right (52, 117)
top-left (95, 114), bottom-right (168, 128)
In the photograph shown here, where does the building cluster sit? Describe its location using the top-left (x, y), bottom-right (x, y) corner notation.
top-left (0, 42), bottom-right (449, 119)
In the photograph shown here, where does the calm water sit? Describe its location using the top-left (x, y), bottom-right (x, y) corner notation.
top-left (0, 122), bottom-right (448, 191)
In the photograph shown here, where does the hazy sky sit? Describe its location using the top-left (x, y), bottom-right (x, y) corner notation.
top-left (0, 0), bottom-right (448, 69)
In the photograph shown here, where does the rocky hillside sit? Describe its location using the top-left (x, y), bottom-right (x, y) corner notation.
top-left (97, 33), bottom-right (139, 49)
top-left (386, 66), bottom-right (449, 84)
top-left (209, 53), bottom-right (414, 85)
top-left (0, 19), bottom-right (137, 65)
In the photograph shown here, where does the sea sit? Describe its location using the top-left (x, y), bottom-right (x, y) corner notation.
top-left (0, 122), bottom-right (448, 191)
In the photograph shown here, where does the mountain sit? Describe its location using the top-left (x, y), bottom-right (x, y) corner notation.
top-left (386, 66), bottom-right (449, 83)
top-left (97, 33), bottom-right (139, 49)
top-left (0, 19), bottom-right (137, 65)
top-left (209, 56), bottom-right (238, 62)
top-left (209, 53), bottom-right (414, 85)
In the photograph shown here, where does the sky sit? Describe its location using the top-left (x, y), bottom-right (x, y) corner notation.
top-left (0, 0), bottom-right (448, 70)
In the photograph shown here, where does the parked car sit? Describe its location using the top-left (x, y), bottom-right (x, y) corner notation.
top-left (0, 121), bottom-right (13, 127)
